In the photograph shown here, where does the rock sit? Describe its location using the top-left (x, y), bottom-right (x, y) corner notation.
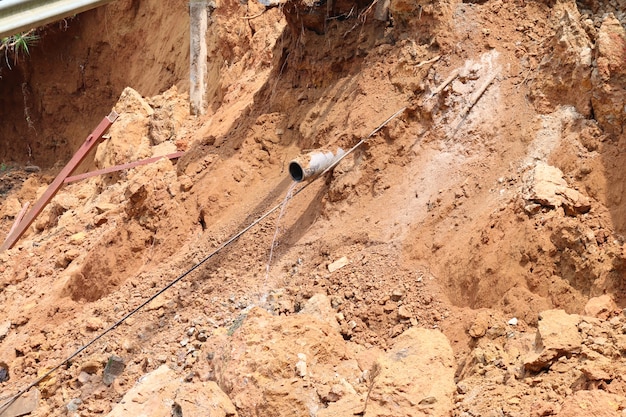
top-left (469, 310), bottom-right (492, 338)
top-left (295, 353), bottom-right (307, 377)
top-left (77, 371), bottom-right (91, 386)
top-left (152, 141), bottom-right (178, 157)
top-left (374, 0), bottom-right (390, 21)
top-left (0, 197), bottom-right (22, 219)
top-left (530, 3), bottom-right (593, 116)
top-left (94, 203), bottom-right (117, 214)
top-left (69, 232), bottom-right (86, 245)
top-left (591, 14), bottom-right (626, 136)
top-left (328, 256), bottom-right (349, 272)
top-left (555, 389), bottom-right (626, 417)
top-left (209, 307), bottom-right (353, 415)
top-left (0, 388), bottom-right (40, 417)
top-left (368, 327), bottom-right (455, 416)
top-left (584, 294), bottom-right (617, 320)
top-left (524, 310), bottom-right (582, 372)
top-left (0, 321), bottom-right (10, 339)
top-left (398, 305), bottom-right (412, 320)
top-left (175, 380), bottom-right (238, 417)
top-left (102, 355), bottom-right (126, 386)
top-left (508, 317), bottom-right (519, 326)
top-left (527, 163), bottom-right (568, 208)
top-left (83, 317), bottom-right (104, 332)
top-left (0, 361), bottom-right (9, 382)
top-left (391, 288), bottom-right (405, 301)
top-left (66, 398), bottom-right (82, 412)
top-left (105, 365), bottom-right (238, 417)
top-left (95, 87), bottom-right (154, 170)
top-left (299, 293), bottom-right (340, 331)
top-left (558, 186), bottom-right (592, 215)
top-left (116, 87), bottom-right (154, 117)
top-left (525, 162), bottom-right (590, 215)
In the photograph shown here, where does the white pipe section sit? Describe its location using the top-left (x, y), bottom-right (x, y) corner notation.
top-left (289, 148), bottom-right (346, 182)
top-left (0, 0), bottom-right (115, 38)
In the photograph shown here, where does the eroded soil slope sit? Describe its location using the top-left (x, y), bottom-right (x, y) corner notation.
top-left (1, 0), bottom-right (626, 416)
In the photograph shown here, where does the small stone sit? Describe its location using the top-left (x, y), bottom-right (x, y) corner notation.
top-left (0, 321), bottom-right (10, 339)
top-left (295, 353), bottom-right (307, 377)
top-left (419, 396), bottom-right (437, 406)
top-left (66, 398), bottom-right (82, 412)
top-left (84, 317), bottom-right (104, 332)
top-left (77, 371), bottom-right (91, 386)
top-left (398, 305), bottom-right (412, 320)
top-left (469, 311), bottom-right (491, 338)
top-left (69, 232), bottom-right (87, 245)
top-left (328, 256), bottom-right (349, 272)
top-left (196, 331), bottom-right (208, 342)
top-left (508, 317), bottom-right (518, 326)
top-left (0, 361), bottom-right (9, 382)
top-left (584, 295), bottom-right (617, 320)
top-left (121, 338), bottom-right (137, 353)
top-left (391, 288), bottom-right (405, 301)
top-left (180, 338), bottom-right (189, 347)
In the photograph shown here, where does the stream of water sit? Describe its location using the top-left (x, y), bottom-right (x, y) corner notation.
top-left (259, 181), bottom-right (298, 302)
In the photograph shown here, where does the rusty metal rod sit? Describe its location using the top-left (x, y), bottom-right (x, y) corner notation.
top-left (0, 110), bottom-right (118, 252)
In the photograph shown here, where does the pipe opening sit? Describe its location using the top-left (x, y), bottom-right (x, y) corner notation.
top-left (289, 161), bottom-right (305, 182)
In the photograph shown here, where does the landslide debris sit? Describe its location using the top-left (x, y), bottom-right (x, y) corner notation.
top-left (0, 0), bottom-right (626, 416)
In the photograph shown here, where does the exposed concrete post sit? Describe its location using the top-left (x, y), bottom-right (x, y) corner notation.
top-left (189, 0), bottom-right (208, 115)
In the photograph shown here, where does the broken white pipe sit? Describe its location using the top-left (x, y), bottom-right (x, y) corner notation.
top-left (289, 148), bottom-right (346, 182)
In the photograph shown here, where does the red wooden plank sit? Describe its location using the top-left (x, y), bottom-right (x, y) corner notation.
top-left (63, 152), bottom-right (185, 183)
top-left (0, 111), bottom-right (118, 252)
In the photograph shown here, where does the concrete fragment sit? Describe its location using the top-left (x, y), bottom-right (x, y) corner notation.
top-left (524, 310), bottom-right (582, 372)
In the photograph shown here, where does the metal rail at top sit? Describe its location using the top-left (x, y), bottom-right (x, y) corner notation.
top-left (0, 0), bottom-right (115, 39)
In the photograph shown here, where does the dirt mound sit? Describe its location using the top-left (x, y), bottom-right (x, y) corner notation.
top-left (1, 0), bottom-right (626, 416)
